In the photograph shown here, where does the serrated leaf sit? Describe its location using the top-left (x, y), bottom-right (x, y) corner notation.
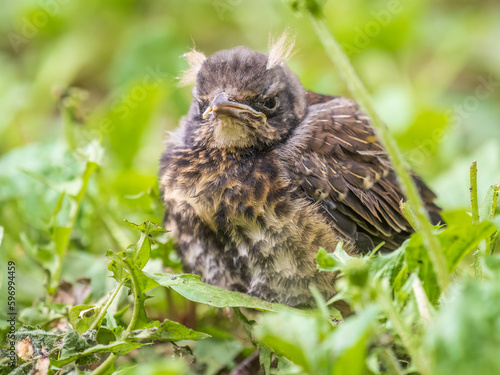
top-left (124, 220), bottom-right (167, 235)
top-left (107, 251), bottom-right (160, 329)
top-left (123, 221), bottom-right (166, 270)
top-left (125, 233), bottom-right (150, 270)
top-left (107, 250), bottom-right (129, 282)
top-left (15, 327), bottom-right (61, 351)
top-left (52, 341), bottom-right (145, 367)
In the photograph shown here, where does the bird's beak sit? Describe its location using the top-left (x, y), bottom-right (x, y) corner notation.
top-left (202, 92), bottom-right (266, 120)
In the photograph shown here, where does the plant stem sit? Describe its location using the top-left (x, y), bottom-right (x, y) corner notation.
top-left (378, 286), bottom-right (430, 375)
top-left (306, 12), bottom-right (449, 292)
top-left (121, 261), bottom-right (142, 337)
top-left (470, 160), bottom-right (479, 224)
top-left (379, 347), bottom-right (405, 375)
top-left (488, 184), bottom-right (500, 256)
top-left (412, 276), bottom-right (432, 326)
top-left (470, 161), bottom-right (485, 278)
top-left (90, 259), bottom-right (141, 375)
top-left (50, 161), bottom-right (98, 294)
top-left (90, 353), bottom-right (117, 375)
top-left (88, 278), bottom-right (126, 332)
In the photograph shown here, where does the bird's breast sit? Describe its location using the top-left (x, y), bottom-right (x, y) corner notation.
top-left (160, 146), bottom-right (343, 305)
top-left (161, 147), bottom-right (293, 230)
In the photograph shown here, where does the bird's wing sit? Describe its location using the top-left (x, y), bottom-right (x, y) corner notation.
top-left (280, 96), bottom-right (441, 252)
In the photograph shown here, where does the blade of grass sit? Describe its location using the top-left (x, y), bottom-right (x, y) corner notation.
top-left (470, 160), bottom-right (479, 225)
top-left (293, 1), bottom-right (449, 292)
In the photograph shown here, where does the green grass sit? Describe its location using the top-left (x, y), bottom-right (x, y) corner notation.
top-left (1, 0), bottom-right (500, 374)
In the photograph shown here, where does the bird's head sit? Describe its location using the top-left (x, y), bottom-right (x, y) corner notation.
top-left (181, 37), bottom-right (307, 151)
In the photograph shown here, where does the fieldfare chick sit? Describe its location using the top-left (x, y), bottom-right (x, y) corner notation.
top-left (159, 38), bottom-right (441, 307)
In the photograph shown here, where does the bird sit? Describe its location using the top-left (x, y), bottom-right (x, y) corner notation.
top-left (158, 34), bottom-right (441, 308)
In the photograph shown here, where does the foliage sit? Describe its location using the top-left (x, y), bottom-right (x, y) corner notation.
top-left (1, 0), bottom-right (499, 374)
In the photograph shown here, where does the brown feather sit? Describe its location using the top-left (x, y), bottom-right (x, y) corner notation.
top-left (280, 95), bottom-right (442, 252)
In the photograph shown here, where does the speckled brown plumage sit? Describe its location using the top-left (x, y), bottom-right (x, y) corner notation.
top-left (158, 46), bottom-right (441, 307)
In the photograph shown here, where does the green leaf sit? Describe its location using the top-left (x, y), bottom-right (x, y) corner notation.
top-left (316, 247), bottom-right (340, 272)
top-left (192, 338), bottom-right (243, 375)
top-left (113, 357), bottom-right (189, 375)
top-left (125, 233), bottom-right (150, 270)
top-left (107, 251), bottom-right (160, 330)
top-left (479, 184), bottom-right (500, 221)
top-left (18, 304), bottom-right (66, 326)
top-left (69, 305), bottom-right (100, 334)
top-left (107, 250), bottom-right (129, 282)
top-left (255, 311), bottom-right (321, 374)
top-left (259, 346), bottom-right (273, 375)
top-left (405, 212), bottom-right (497, 303)
top-left (316, 242), bottom-right (354, 274)
top-left (328, 306), bottom-right (377, 375)
top-left (124, 220), bottom-right (167, 235)
top-left (53, 226), bottom-right (71, 257)
top-left (53, 341), bottom-right (145, 367)
top-left (331, 337), bottom-right (367, 375)
top-left (482, 255), bottom-right (500, 280)
top-left (154, 273), bottom-right (300, 313)
top-left (343, 258), bottom-right (370, 289)
top-left (442, 220), bottom-right (497, 271)
top-left (124, 221), bottom-right (166, 270)
top-left (128, 319), bottom-right (210, 342)
top-left (255, 307), bottom-right (373, 375)
top-left (426, 278), bottom-right (500, 375)
top-left (15, 326), bottom-right (61, 351)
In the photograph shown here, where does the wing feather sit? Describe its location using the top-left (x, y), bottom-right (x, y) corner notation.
top-left (280, 95), bottom-right (441, 253)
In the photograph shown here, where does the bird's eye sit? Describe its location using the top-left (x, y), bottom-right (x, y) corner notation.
top-left (198, 100), bottom-right (207, 113)
top-left (263, 96), bottom-right (277, 109)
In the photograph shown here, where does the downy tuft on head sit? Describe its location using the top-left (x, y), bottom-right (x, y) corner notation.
top-left (267, 30), bottom-right (296, 69)
top-left (178, 49), bottom-right (207, 87)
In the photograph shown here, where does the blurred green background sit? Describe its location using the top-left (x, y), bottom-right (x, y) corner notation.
top-left (0, 0), bottom-right (499, 371)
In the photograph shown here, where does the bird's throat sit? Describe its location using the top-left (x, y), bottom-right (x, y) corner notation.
top-left (211, 117), bottom-right (254, 149)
